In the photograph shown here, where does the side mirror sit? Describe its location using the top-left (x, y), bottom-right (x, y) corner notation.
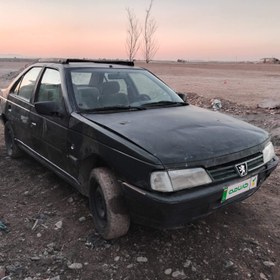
top-left (177, 93), bottom-right (187, 102)
top-left (34, 101), bottom-right (64, 117)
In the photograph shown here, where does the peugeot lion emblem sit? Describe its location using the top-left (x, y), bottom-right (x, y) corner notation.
top-left (235, 162), bottom-right (248, 177)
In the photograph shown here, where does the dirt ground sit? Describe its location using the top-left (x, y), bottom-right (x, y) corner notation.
top-left (0, 59), bottom-right (279, 280)
top-left (138, 61), bottom-right (280, 108)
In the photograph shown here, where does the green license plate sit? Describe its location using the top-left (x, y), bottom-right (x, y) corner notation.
top-left (221, 175), bottom-right (258, 202)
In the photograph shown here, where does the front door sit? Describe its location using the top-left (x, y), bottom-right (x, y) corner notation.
top-left (30, 68), bottom-right (69, 172)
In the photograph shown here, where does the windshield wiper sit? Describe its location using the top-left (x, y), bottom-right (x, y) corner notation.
top-left (83, 105), bottom-right (146, 112)
top-left (141, 101), bottom-right (187, 108)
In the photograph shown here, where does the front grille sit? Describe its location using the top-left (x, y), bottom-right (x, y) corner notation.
top-left (247, 154), bottom-right (263, 171)
top-left (208, 153), bottom-right (264, 182)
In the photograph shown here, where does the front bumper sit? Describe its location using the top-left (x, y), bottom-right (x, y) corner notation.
top-left (121, 156), bottom-right (279, 229)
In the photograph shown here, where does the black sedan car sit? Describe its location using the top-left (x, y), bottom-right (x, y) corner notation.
top-left (0, 59), bottom-right (278, 239)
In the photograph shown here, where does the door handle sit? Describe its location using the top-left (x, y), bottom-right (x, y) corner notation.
top-left (31, 122), bottom-right (37, 127)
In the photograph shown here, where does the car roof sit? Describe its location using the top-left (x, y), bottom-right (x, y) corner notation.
top-left (34, 58), bottom-right (139, 69)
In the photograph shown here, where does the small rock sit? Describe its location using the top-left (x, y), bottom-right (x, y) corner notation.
top-left (136, 256), bottom-right (148, 263)
top-left (171, 270), bottom-right (186, 278)
top-left (47, 242), bottom-right (56, 249)
top-left (0, 220), bottom-right (8, 232)
top-left (68, 263), bottom-right (83, 270)
top-left (127, 264), bottom-right (133, 269)
top-left (263, 261), bottom-right (275, 267)
top-left (191, 266), bottom-right (197, 272)
top-left (183, 260), bottom-right (191, 268)
top-left (30, 256), bottom-right (40, 261)
top-left (224, 260), bottom-right (234, 268)
top-left (37, 233), bottom-right (42, 238)
top-left (1, 277), bottom-right (12, 280)
top-left (211, 99), bottom-right (222, 111)
top-left (243, 248), bottom-right (253, 254)
top-left (114, 256), bottom-right (120, 262)
top-left (54, 221), bottom-right (63, 230)
top-left (243, 238), bottom-right (260, 246)
top-left (79, 216), bottom-right (86, 222)
top-left (164, 268), bottom-right (172, 275)
top-left (50, 276), bottom-right (60, 280)
top-left (23, 191), bottom-right (29, 196)
top-left (67, 197), bottom-right (74, 203)
top-left (258, 100), bottom-right (280, 109)
top-left (260, 273), bottom-right (268, 280)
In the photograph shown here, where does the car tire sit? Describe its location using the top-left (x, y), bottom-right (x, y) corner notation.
top-left (4, 121), bottom-right (22, 158)
top-left (89, 167), bottom-right (130, 240)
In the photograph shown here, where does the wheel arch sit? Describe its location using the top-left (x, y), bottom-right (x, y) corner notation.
top-left (79, 153), bottom-right (113, 196)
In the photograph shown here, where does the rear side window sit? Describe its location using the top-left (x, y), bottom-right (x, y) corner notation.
top-left (16, 67), bottom-right (42, 101)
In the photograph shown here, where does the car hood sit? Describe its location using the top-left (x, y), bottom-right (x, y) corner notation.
top-left (83, 106), bottom-right (268, 166)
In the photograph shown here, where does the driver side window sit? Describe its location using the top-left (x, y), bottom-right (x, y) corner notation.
top-left (36, 68), bottom-right (63, 106)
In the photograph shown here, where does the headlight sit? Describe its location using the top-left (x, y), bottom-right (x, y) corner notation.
top-left (263, 142), bottom-right (275, 164)
top-left (150, 168), bottom-right (212, 192)
top-left (150, 171), bottom-right (173, 192)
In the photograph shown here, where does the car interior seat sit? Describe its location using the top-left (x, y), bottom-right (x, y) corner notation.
top-left (75, 87), bottom-right (100, 109)
top-left (99, 81), bottom-right (128, 107)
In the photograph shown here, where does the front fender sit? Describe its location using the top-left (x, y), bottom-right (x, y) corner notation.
top-left (68, 114), bottom-right (164, 194)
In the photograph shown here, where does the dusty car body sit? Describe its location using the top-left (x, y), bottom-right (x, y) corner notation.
top-left (0, 59), bottom-right (278, 239)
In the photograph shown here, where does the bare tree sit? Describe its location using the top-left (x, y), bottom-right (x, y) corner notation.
top-left (126, 8), bottom-right (141, 61)
top-left (143, 0), bottom-right (158, 63)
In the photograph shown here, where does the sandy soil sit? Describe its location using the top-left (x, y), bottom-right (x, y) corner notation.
top-left (137, 61), bottom-right (280, 108)
top-left (0, 59), bottom-right (279, 280)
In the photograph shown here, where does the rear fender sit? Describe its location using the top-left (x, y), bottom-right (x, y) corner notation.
top-left (0, 89), bottom-right (8, 124)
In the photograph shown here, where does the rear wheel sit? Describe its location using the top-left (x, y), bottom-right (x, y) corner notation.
top-left (4, 121), bottom-right (22, 158)
top-left (89, 167), bottom-right (130, 240)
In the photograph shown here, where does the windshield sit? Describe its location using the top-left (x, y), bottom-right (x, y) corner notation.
top-left (68, 68), bottom-right (184, 111)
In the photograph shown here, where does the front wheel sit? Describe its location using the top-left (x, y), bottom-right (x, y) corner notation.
top-left (4, 121), bottom-right (22, 158)
top-left (89, 167), bottom-right (130, 240)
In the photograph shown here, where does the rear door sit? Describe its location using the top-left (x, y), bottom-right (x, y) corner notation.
top-left (6, 67), bottom-right (42, 148)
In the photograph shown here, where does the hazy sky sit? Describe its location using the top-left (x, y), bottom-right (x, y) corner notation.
top-left (1, 0), bottom-right (280, 61)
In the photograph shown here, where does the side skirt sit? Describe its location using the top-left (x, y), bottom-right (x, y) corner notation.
top-left (16, 139), bottom-right (83, 194)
